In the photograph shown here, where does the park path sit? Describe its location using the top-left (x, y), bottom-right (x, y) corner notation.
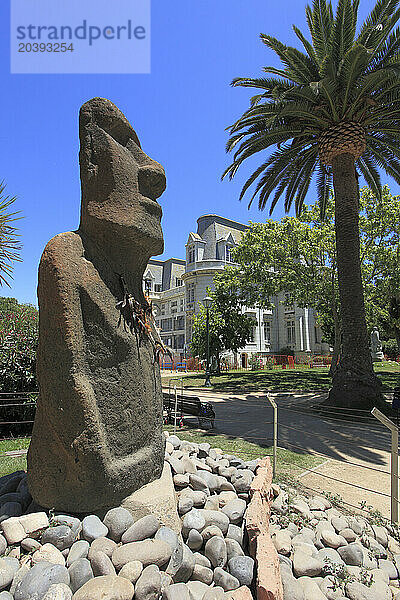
top-left (164, 385), bottom-right (394, 518)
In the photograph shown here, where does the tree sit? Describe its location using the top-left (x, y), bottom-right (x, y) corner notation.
top-left (0, 183), bottom-right (21, 286)
top-left (215, 186), bottom-right (400, 376)
top-left (223, 0), bottom-right (400, 409)
top-left (190, 290), bottom-right (255, 371)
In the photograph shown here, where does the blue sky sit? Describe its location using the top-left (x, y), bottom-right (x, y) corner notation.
top-left (0, 0), bottom-right (391, 304)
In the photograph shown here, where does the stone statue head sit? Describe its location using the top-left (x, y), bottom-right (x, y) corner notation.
top-left (78, 97), bottom-right (165, 264)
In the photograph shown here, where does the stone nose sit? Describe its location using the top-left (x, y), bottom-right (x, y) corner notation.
top-left (138, 164), bottom-right (166, 200)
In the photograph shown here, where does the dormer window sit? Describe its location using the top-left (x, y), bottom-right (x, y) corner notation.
top-left (144, 279), bottom-right (152, 293)
top-left (225, 245), bottom-right (233, 263)
top-left (188, 246), bottom-right (195, 263)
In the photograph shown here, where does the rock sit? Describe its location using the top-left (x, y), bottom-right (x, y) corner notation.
top-left (27, 98), bottom-right (167, 513)
top-left (189, 475), bottom-right (210, 494)
top-left (196, 471), bottom-right (220, 493)
top-left (179, 496), bottom-right (194, 515)
top-left (52, 516), bottom-right (81, 534)
top-left (309, 496), bottom-right (330, 511)
top-left (10, 563), bottom-right (30, 595)
top-left (378, 558), bottom-right (398, 579)
top-left (67, 541), bottom-right (90, 567)
top-left (163, 583), bottom-right (190, 600)
top-left (231, 471), bottom-right (253, 494)
top-left (135, 564), bottom-right (161, 600)
top-left (103, 508), bottom-right (134, 543)
top-left (226, 525), bottom-right (243, 546)
top-left (192, 564), bottom-right (213, 585)
top-left (187, 580), bottom-right (209, 599)
top-left (81, 516), bottom-right (108, 543)
top-left (228, 556), bottom-right (254, 586)
top-left (338, 543), bottom-right (363, 566)
top-left (0, 535), bottom-right (6, 555)
top-left (118, 560), bottom-right (143, 583)
top-left (193, 552), bottom-right (211, 568)
top-left (68, 558), bottom-right (94, 593)
top-left (221, 499), bottom-right (246, 525)
top-left (42, 526), bottom-right (77, 551)
top-left (320, 530), bottom-right (347, 549)
top-left (0, 517), bottom-right (25, 545)
top-left (187, 529), bottom-right (203, 551)
top-left (21, 537), bottom-right (42, 552)
top-left (71, 575), bottom-right (135, 600)
top-left (372, 525), bottom-right (388, 548)
top-left (43, 584), bottom-right (73, 600)
top-left (168, 544), bottom-right (194, 583)
top-left (388, 536), bottom-right (400, 555)
top-left (331, 516), bottom-right (348, 533)
top-left (203, 588), bottom-right (225, 600)
top-left (226, 539), bottom-right (245, 562)
top-left (204, 497), bottom-right (220, 511)
top-left (280, 564), bottom-right (305, 600)
top-left (121, 514), bottom-right (159, 544)
top-left (293, 549), bottom-right (323, 577)
top-left (168, 436), bottom-right (181, 449)
top-left (14, 562), bottom-right (70, 600)
top-left (317, 548), bottom-right (345, 566)
top-left (182, 509), bottom-right (206, 536)
top-left (155, 527), bottom-right (180, 552)
top-left (0, 557), bottom-right (19, 590)
top-left (88, 537), bottom-right (117, 560)
top-left (205, 536), bottom-right (227, 568)
top-left (33, 543), bottom-right (66, 566)
top-left (0, 502), bottom-right (22, 521)
top-left (346, 580), bottom-right (389, 600)
top-left (273, 530), bottom-right (292, 555)
top-left (319, 575), bottom-right (346, 599)
top-left (200, 510), bottom-right (229, 534)
top-left (181, 457), bottom-right (197, 474)
top-left (339, 528), bottom-right (357, 543)
top-left (213, 567), bottom-right (240, 591)
top-left (298, 576), bottom-right (328, 599)
top-left (198, 443), bottom-right (210, 457)
top-left (202, 526), bottom-right (224, 542)
top-left (112, 539), bottom-right (172, 570)
top-left (90, 551), bottom-right (116, 577)
top-left (0, 592), bottom-right (13, 600)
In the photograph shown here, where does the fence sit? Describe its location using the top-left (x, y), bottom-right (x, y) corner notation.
top-left (160, 354), bottom-right (333, 373)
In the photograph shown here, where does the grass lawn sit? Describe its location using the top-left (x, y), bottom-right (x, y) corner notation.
top-left (164, 362), bottom-right (400, 393)
top-left (0, 430), bottom-right (323, 481)
top-left (0, 438), bottom-right (29, 477)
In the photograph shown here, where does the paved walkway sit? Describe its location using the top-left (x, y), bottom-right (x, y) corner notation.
top-left (164, 386), bottom-right (394, 518)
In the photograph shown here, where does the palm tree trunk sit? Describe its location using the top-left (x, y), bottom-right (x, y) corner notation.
top-left (329, 305), bottom-right (341, 378)
top-left (327, 153), bottom-right (383, 410)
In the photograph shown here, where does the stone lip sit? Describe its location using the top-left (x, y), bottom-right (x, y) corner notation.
top-left (245, 457), bottom-right (283, 600)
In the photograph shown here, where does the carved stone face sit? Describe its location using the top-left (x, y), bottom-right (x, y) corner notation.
top-left (79, 98), bottom-right (165, 258)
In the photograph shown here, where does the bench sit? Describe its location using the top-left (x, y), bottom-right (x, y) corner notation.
top-left (163, 392), bottom-right (215, 428)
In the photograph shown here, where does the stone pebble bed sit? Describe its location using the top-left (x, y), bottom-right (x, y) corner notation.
top-left (0, 432), bottom-right (258, 600)
top-left (271, 481), bottom-right (400, 600)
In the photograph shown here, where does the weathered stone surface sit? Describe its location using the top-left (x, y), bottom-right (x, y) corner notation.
top-left (90, 551), bottom-right (116, 577)
top-left (28, 97), bottom-right (167, 512)
top-left (0, 557), bottom-right (19, 590)
top-left (121, 514), bottom-right (159, 543)
top-left (33, 543), bottom-right (66, 566)
top-left (162, 583), bottom-right (190, 600)
top-left (72, 575), bottom-right (135, 600)
top-left (67, 541), bottom-right (90, 567)
top-left (118, 560), bottom-right (143, 583)
top-left (42, 525), bottom-right (77, 550)
top-left (68, 558), bottom-right (93, 593)
top-left (121, 463), bottom-right (181, 534)
top-left (43, 584), bottom-right (73, 600)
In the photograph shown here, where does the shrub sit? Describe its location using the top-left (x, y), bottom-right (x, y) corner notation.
top-left (0, 297), bottom-right (38, 392)
top-left (383, 339), bottom-right (399, 360)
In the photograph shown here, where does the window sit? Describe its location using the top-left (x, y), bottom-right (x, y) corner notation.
top-left (246, 313), bottom-right (256, 342)
top-left (155, 284), bottom-right (162, 292)
top-left (263, 321), bottom-right (271, 343)
top-left (161, 318), bottom-right (173, 332)
top-left (175, 316), bottom-right (185, 330)
top-left (186, 282), bottom-right (195, 304)
top-left (180, 299), bottom-right (185, 310)
top-left (144, 279), bottom-right (152, 293)
top-left (287, 320), bottom-right (296, 344)
top-left (225, 245), bottom-right (233, 263)
top-left (188, 246), bottom-right (195, 263)
top-left (176, 278), bottom-right (183, 287)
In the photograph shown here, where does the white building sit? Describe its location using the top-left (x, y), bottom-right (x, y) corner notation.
top-left (144, 214), bottom-right (329, 363)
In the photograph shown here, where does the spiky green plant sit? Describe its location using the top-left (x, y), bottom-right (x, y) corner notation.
top-left (0, 183), bottom-right (21, 287)
top-left (223, 0), bottom-right (400, 408)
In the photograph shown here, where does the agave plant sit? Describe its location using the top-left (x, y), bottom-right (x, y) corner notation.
top-left (223, 0), bottom-right (400, 408)
top-left (0, 182), bottom-right (22, 287)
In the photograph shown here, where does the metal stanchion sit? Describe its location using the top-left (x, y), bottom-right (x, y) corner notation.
top-left (266, 393), bottom-right (278, 478)
top-left (371, 407), bottom-right (399, 523)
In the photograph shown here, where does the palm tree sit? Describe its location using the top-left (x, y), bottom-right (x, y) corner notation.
top-left (223, 0), bottom-right (400, 410)
top-left (0, 182), bottom-right (21, 287)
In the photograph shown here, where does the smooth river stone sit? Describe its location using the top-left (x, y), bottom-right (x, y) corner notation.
top-left (121, 514), bottom-right (160, 543)
top-left (102, 508), bottom-right (134, 543)
top-left (112, 539), bottom-right (172, 570)
top-left (71, 575), bottom-right (134, 600)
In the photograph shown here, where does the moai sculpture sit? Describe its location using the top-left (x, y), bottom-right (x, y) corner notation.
top-left (28, 98), bottom-right (167, 512)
